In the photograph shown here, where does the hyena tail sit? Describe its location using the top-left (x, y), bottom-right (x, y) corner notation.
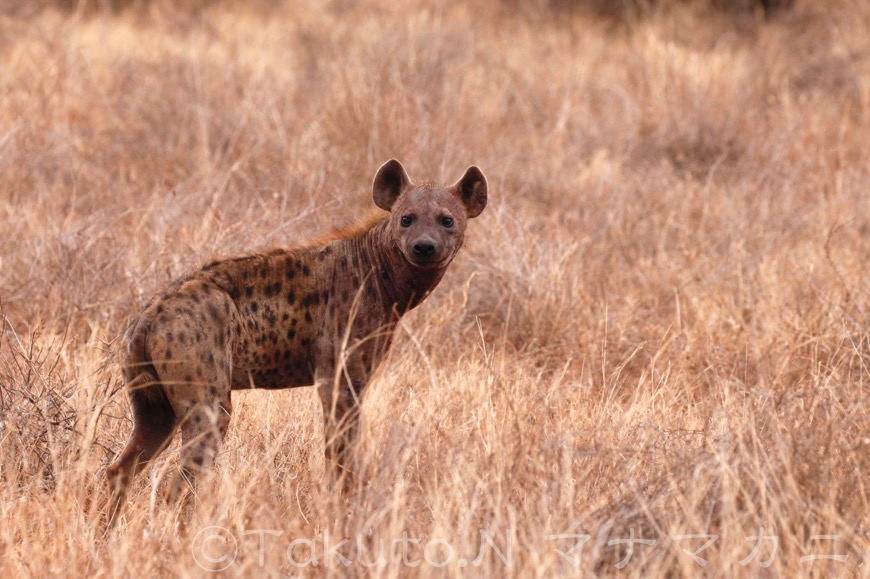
top-left (105, 315), bottom-right (176, 527)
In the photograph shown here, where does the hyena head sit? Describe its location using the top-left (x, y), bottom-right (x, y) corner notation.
top-left (372, 159), bottom-right (488, 270)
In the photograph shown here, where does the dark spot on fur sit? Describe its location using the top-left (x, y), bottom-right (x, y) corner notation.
top-left (302, 293), bottom-right (320, 307)
top-left (178, 332), bottom-right (187, 344)
top-left (216, 332), bottom-right (226, 347)
top-left (246, 286), bottom-right (254, 297)
top-left (209, 386), bottom-right (218, 395)
top-left (250, 301), bottom-right (259, 313)
top-left (287, 328), bottom-right (296, 340)
top-left (185, 375), bottom-right (194, 383)
top-left (286, 290), bottom-right (296, 305)
top-left (156, 304), bottom-right (164, 315)
top-left (305, 311), bottom-right (313, 323)
top-left (166, 331), bottom-right (174, 342)
top-left (191, 293), bottom-right (201, 304)
top-left (207, 303), bottom-right (221, 322)
top-left (265, 282), bottom-right (282, 297)
top-left (204, 260), bottom-right (220, 270)
top-left (192, 456), bottom-right (204, 466)
top-left (165, 349), bottom-right (173, 360)
top-left (230, 287), bottom-right (241, 300)
top-left (302, 264), bottom-right (311, 276)
top-left (282, 313), bottom-right (290, 322)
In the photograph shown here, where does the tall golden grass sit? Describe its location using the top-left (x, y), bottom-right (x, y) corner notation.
top-left (0, 0), bottom-right (867, 575)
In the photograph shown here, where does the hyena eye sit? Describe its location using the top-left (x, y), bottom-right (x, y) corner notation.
top-left (441, 216), bottom-right (454, 228)
top-left (400, 215), bottom-right (413, 227)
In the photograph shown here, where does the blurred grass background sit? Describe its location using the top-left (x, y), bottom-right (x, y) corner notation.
top-left (0, 0), bottom-right (867, 575)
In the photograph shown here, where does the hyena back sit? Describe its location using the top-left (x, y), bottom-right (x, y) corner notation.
top-left (106, 159), bottom-right (487, 521)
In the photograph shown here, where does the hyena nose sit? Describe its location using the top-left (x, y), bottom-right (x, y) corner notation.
top-left (413, 241), bottom-right (436, 256)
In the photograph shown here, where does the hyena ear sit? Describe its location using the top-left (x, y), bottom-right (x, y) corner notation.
top-left (372, 159), bottom-right (411, 212)
top-left (453, 166), bottom-right (487, 218)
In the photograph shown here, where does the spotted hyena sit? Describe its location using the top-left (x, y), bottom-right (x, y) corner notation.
top-left (106, 160), bottom-right (487, 520)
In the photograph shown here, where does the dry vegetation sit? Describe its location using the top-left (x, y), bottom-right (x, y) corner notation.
top-left (0, 0), bottom-right (868, 576)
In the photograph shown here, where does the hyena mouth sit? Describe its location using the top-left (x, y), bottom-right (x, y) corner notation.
top-left (407, 252), bottom-right (446, 269)
top-left (409, 258), bottom-right (442, 270)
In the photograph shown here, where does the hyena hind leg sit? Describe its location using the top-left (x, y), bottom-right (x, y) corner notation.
top-left (105, 383), bottom-right (177, 528)
top-left (167, 397), bottom-right (232, 504)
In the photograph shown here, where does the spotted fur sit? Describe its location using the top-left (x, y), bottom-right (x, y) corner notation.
top-left (106, 160), bottom-right (487, 521)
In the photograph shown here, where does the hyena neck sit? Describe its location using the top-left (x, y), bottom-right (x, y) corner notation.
top-left (358, 220), bottom-right (447, 313)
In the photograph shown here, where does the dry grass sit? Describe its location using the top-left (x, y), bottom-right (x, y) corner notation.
top-left (0, 0), bottom-right (868, 576)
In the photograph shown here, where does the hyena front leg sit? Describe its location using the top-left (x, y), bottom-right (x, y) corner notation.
top-left (316, 367), bottom-right (366, 496)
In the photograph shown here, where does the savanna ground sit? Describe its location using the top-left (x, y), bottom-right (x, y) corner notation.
top-left (0, 0), bottom-right (868, 576)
